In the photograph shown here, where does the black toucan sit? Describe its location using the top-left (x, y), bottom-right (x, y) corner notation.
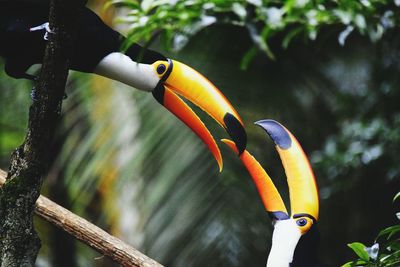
top-left (223, 120), bottom-right (326, 267)
top-left (0, 1), bottom-right (247, 171)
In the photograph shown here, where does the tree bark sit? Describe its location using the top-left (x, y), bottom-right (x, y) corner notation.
top-left (0, 1), bottom-right (84, 266)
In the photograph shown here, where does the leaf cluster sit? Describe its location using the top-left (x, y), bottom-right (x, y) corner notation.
top-left (108, 0), bottom-right (399, 62)
top-left (343, 193), bottom-right (400, 267)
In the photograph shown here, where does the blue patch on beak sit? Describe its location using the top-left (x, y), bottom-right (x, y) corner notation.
top-left (255, 119), bottom-right (292, 150)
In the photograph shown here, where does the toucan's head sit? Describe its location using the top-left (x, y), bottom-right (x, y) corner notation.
top-left (222, 120), bottom-right (319, 267)
top-left (94, 50), bottom-right (247, 172)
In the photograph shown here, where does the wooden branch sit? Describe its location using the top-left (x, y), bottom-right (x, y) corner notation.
top-left (0, 169), bottom-right (163, 267)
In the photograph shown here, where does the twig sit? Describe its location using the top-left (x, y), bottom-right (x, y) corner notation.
top-left (0, 169), bottom-right (163, 267)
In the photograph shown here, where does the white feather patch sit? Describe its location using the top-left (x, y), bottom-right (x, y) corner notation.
top-left (94, 52), bottom-right (160, 92)
top-left (266, 219), bottom-right (301, 267)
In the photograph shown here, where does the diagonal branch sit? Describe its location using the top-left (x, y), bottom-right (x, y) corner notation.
top-left (0, 169), bottom-right (163, 267)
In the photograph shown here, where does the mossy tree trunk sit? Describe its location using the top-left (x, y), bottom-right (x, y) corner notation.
top-left (0, 0), bottom-right (85, 266)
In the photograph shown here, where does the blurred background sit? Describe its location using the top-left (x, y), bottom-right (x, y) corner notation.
top-left (1, 0), bottom-right (399, 266)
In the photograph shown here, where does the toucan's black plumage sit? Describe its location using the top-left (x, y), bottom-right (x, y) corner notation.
top-left (291, 223), bottom-right (329, 267)
top-left (0, 1), bottom-right (248, 170)
top-left (0, 1), bottom-right (165, 79)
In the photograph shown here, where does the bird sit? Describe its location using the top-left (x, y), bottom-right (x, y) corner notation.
top-left (0, 1), bottom-right (247, 171)
top-left (223, 119), bottom-right (324, 267)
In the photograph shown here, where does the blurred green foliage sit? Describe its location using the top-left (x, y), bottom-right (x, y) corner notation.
top-left (0, 66), bottom-right (30, 166)
top-left (109, 0), bottom-right (399, 64)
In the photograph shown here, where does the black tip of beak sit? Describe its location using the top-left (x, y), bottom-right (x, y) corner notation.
top-left (224, 113), bottom-right (247, 154)
top-left (255, 120), bottom-right (292, 149)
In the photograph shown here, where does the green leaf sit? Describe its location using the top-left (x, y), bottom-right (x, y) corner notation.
top-left (393, 192), bottom-right (400, 202)
top-left (104, 0), bottom-right (139, 10)
top-left (341, 259), bottom-right (369, 267)
top-left (377, 225), bottom-right (400, 240)
top-left (240, 47), bottom-right (258, 70)
top-left (232, 3), bottom-right (246, 19)
top-left (141, 0), bottom-right (154, 12)
top-left (348, 242), bottom-right (370, 262)
top-left (282, 27), bottom-right (303, 49)
top-left (379, 250), bottom-right (400, 265)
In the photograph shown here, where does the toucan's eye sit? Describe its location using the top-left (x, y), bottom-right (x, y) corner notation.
top-left (296, 218), bottom-right (307, 227)
top-left (294, 217), bottom-right (313, 234)
top-left (157, 64), bottom-right (167, 75)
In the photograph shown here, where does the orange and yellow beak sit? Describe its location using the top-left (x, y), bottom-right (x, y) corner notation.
top-left (255, 120), bottom-right (319, 221)
top-left (222, 139), bottom-right (289, 220)
top-left (223, 120), bottom-right (319, 225)
top-left (152, 59), bottom-right (247, 172)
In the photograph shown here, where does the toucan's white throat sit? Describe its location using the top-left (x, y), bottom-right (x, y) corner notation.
top-left (94, 52), bottom-right (159, 92)
top-left (266, 219), bottom-right (302, 267)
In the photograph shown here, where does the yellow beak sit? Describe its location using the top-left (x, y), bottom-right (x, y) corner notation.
top-left (223, 119), bottom-right (319, 223)
top-left (152, 59), bottom-right (247, 171)
top-left (255, 120), bottom-right (319, 221)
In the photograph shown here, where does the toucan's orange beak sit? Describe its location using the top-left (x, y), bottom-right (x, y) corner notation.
top-left (152, 59), bottom-right (247, 171)
top-left (223, 120), bottom-right (319, 222)
top-left (255, 120), bottom-right (319, 221)
top-left (222, 139), bottom-right (288, 220)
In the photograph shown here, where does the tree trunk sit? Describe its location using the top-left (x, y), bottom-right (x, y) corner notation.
top-left (0, 0), bottom-right (84, 266)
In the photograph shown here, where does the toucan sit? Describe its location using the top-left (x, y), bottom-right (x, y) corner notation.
top-left (0, 1), bottom-right (247, 171)
top-left (223, 120), bottom-right (323, 267)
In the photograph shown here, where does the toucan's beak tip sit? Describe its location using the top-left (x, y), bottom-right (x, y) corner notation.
top-left (221, 138), bottom-right (239, 155)
top-left (217, 159), bottom-right (223, 173)
top-left (224, 113), bottom-right (247, 155)
top-left (255, 120), bottom-right (292, 150)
